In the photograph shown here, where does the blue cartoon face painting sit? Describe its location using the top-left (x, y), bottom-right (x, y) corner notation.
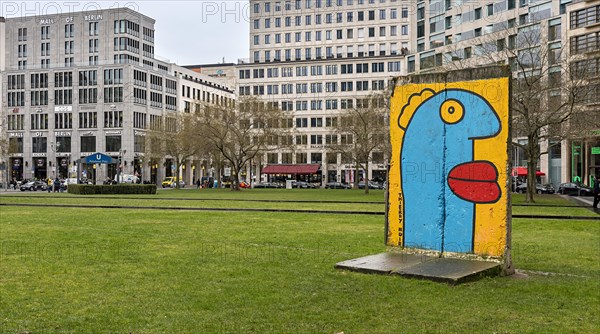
top-left (397, 88), bottom-right (502, 253)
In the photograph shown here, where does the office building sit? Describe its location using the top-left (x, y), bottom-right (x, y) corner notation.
top-left (238, 0), bottom-right (411, 184)
top-left (1, 8), bottom-right (234, 184)
top-left (566, 0), bottom-right (600, 185)
top-left (408, 0), bottom-right (599, 187)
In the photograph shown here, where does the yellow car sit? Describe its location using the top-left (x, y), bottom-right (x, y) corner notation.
top-left (162, 177), bottom-right (185, 188)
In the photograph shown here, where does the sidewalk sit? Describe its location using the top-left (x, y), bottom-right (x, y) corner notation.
top-left (565, 195), bottom-right (600, 214)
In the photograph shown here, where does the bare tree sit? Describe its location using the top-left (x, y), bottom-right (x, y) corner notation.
top-left (506, 26), bottom-right (587, 202)
top-left (196, 96), bottom-right (285, 191)
top-left (432, 21), bottom-right (589, 202)
top-left (146, 112), bottom-right (204, 189)
top-left (328, 92), bottom-right (389, 194)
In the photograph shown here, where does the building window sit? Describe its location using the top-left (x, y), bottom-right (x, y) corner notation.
top-left (18, 44), bottom-right (27, 58)
top-left (32, 137), bottom-right (47, 153)
top-left (54, 89), bottom-right (73, 105)
top-left (104, 68), bottom-right (124, 85)
top-left (104, 87), bottom-right (123, 103)
top-left (64, 23), bottom-right (74, 38)
top-left (296, 153), bottom-right (307, 163)
top-left (54, 112), bottom-right (73, 129)
top-left (7, 115), bottom-right (25, 131)
top-left (105, 135), bottom-right (122, 152)
top-left (570, 5), bottom-right (600, 29)
top-left (30, 114), bottom-right (49, 130)
top-left (41, 26), bottom-right (50, 40)
top-left (79, 112), bottom-right (98, 128)
top-left (89, 22), bottom-right (99, 36)
top-left (78, 88), bottom-right (97, 104)
top-left (310, 117), bottom-right (323, 127)
top-left (570, 32), bottom-right (600, 55)
top-left (55, 137), bottom-right (71, 153)
top-left (549, 22), bottom-right (561, 41)
top-left (80, 136), bottom-right (96, 153)
top-left (9, 138), bottom-right (23, 153)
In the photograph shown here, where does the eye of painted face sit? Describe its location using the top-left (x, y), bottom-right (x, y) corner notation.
top-left (440, 99), bottom-right (465, 124)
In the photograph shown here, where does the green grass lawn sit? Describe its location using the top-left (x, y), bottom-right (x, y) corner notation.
top-left (0, 192), bottom-right (598, 333)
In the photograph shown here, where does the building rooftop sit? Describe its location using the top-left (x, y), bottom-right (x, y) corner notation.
top-left (3, 7), bottom-right (155, 24)
top-left (182, 63), bottom-right (236, 69)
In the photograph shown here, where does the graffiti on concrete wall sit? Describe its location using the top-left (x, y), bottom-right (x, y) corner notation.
top-left (387, 78), bottom-right (510, 257)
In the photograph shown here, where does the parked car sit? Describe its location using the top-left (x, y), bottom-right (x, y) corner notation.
top-left (358, 181), bottom-right (383, 189)
top-left (61, 178), bottom-right (82, 190)
top-left (115, 174), bottom-right (140, 184)
top-left (162, 177), bottom-right (185, 188)
top-left (558, 183), bottom-right (594, 196)
top-left (20, 181), bottom-right (47, 191)
top-left (516, 183), bottom-right (555, 194)
top-left (325, 182), bottom-right (351, 189)
top-left (253, 182), bottom-right (281, 188)
top-left (292, 181), bottom-right (317, 189)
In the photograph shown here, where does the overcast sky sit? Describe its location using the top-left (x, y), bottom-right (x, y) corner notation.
top-left (1, 0), bottom-right (250, 65)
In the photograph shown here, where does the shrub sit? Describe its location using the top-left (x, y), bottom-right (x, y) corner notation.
top-left (68, 184), bottom-right (157, 195)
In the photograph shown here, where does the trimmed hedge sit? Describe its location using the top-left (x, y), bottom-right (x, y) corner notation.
top-left (67, 184), bottom-right (157, 195)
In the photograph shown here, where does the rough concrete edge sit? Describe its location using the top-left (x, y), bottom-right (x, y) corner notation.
top-left (334, 263), bottom-right (393, 276)
top-left (334, 252), bottom-right (502, 285)
top-left (503, 66), bottom-right (515, 276)
top-left (394, 65), bottom-right (512, 86)
top-left (392, 262), bottom-right (502, 285)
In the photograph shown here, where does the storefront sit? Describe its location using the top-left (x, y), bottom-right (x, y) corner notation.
top-left (570, 139), bottom-right (600, 186)
top-left (33, 157), bottom-right (47, 179)
top-left (133, 157), bottom-right (143, 181)
top-left (10, 158), bottom-right (23, 180)
top-left (165, 159), bottom-right (174, 177)
top-left (148, 160), bottom-right (158, 183)
top-left (261, 164), bottom-right (321, 183)
top-left (56, 156), bottom-right (70, 179)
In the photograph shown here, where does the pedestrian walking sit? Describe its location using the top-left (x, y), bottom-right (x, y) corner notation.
top-left (593, 176), bottom-right (600, 209)
top-left (196, 179), bottom-right (201, 189)
top-left (54, 178), bottom-right (61, 193)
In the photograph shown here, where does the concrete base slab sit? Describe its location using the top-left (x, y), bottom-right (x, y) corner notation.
top-left (335, 252), bottom-right (501, 284)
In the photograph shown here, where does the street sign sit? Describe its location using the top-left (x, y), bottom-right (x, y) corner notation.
top-left (592, 147), bottom-right (600, 155)
top-left (84, 152), bottom-right (116, 164)
top-left (224, 167), bottom-right (231, 177)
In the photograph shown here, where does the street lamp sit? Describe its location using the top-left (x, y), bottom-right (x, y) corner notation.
top-left (118, 149), bottom-right (127, 183)
top-left (49, 141), bottom-right (61, 191)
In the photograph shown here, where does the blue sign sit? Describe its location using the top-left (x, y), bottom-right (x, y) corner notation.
top-left (84, 152), bottom-right (117, 164)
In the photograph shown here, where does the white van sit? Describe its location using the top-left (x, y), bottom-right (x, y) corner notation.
top-left (64, 178), bottom-right (79, 185)
top-left (114, 174), bottom-right (139, 184)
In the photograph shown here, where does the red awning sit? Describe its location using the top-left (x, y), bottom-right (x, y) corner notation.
top-left (512, 167), bottom-right (545, 177)
top-left (262, 164), bottom-right (320, 175)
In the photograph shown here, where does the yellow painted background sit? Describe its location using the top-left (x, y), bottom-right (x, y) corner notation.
top-left (387, 78), bottom-right (510, 257)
